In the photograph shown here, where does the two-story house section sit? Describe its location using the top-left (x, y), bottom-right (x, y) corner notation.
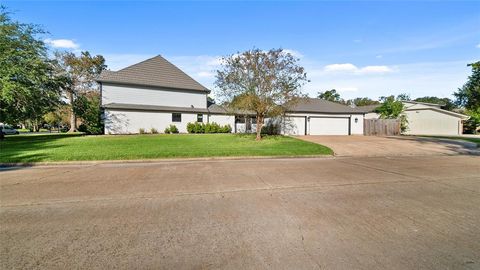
top-left (97, 55), bottom-right (234, 134)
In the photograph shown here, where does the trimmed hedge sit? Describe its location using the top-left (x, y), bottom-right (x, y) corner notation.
top-left (187, 122), bottom-right (232, 134)
top-left (164, 124), bottom-right (179, 134)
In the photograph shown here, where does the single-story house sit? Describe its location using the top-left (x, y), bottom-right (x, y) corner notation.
top-left (97, 55), bottom-right (365, 135)
top-left (359, 101), bottom-right (469, 135)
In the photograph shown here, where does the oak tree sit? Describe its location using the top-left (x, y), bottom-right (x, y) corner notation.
top-left (215, 48), bottom-right (308, 140)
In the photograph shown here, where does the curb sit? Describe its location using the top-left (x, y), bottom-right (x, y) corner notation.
top-left (0, 154), bottom-right (335, 168)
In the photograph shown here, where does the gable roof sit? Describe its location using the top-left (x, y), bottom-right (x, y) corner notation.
top-left (404, 106), bottom-right (469, 119)
top-left (97, 55), bottom-right (209, 92)
top-left (288, 98), bottom-right (363, 114)
top-left (403, 100), bottom-right (443, 108)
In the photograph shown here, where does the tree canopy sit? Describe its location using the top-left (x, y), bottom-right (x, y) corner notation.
top-left (54, 51), bottom-right (106, 132)
top-left (215, 48), bottom-right (308, 140)
top-left (455, 61), bottom-right (480, 133)
top-left (455, 61), bottom-right (480, 110)
top-left (317, 89), bottom-right (343, 103)
top-left (347, 97), bottom-right (379, 107)
top-left (0, 7), bottom-right (64, 126)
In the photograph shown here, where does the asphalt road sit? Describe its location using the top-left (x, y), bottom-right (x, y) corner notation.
top-left (1, 155), bottom-right (479, 269)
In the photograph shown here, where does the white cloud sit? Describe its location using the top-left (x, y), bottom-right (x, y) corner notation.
top-left (376, 55), bottom-right (383, 59)
top-left (358, 65), bottom-right (393, 74)
top-left (304, 60), bottom-right (472, 99)
top-left (44, 38), bottom-right (79, 49)
top-left (476, 43), bottom-right (480, 48)
top-left (354, 39), bottom-right (362, 43)
top-left (324, 63), bottom-right (358, 72)
top-left (197, 71), bottom-right (215, 78)
top-left (324, 63), bottom-right (393, 74)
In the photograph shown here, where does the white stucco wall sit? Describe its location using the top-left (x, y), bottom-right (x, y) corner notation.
top-left (104, 109), bottom-right (202, 134)
top-left (281, 117), bottom-right (307, 135)
top-left (403, 109), bottom-right (461, 135)
top-left (102, 83), bottom-right (207, 109)
top-left (208, 114), bottom-right (235, 132)
top-left (364, 112), bottom-right (380, 119)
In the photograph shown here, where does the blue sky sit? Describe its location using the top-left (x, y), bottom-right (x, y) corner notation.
top-left (5, 1), bottom-right (480, 100)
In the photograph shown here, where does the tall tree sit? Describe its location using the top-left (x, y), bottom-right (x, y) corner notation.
top-left (74, 91), bottom-right (103, 134)
top-left (215, 48), bottom-right (308, 140)
top-left (317, 89), bottom-right (343, 103)
top-left (454, 61), bottom-right (480, 133)
top-left (0, 7), bottom-right (64, 128)
top-left (376, 95), bottom-right (408, 132)
top-left (347, 97), bottom-right (380, 107)
top-left (54, 51), bottom-right (106, 132)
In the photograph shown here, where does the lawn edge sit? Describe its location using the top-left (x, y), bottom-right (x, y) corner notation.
top-left (0, 154), bottom-right (334, 167)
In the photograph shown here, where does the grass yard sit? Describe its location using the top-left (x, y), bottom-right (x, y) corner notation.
top-left (0, 133), bottom-right (332, 163)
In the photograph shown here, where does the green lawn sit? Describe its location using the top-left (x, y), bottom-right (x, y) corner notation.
top-left (0, 133), bottom-right (332, 163)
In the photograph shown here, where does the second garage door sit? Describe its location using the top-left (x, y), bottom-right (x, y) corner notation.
top-left (309, 117), bottom-right (350, 135)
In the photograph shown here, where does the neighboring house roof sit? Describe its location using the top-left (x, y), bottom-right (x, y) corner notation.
top-left (404, 106), bottom-right (470, 120)
top-left (97, 55), bottom-right (209, 92)
top-left (403, 100), bottom-right (443, 108)
top-left (359, 101), bottom-right (469, 120)
top-left (288, 98), bottom-right (363, 114)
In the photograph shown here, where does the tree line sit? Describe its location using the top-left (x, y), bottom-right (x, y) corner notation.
top-left (0, 7), bottom-right (106, 134)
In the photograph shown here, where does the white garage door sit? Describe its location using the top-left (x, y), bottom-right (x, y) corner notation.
top-left (309, 117), bottom-right (349, 135)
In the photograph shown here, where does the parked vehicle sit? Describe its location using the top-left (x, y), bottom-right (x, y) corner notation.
top-left (0, 124), bottom-right (20, 135)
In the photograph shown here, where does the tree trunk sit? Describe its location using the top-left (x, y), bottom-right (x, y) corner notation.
top-left (255, 114), bottom-right (263, 141)
top-left (67, 90), bottom-right (77, 133)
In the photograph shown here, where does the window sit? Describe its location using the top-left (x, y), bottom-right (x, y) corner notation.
top-left (197, 114), bottom-right (203, 123)
top-left (172, 113), bottom-right (181, 122)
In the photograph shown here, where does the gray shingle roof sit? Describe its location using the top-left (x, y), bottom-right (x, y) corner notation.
top-left (288, 98), bottom-right (363, 114)
top-left (97, 55), bottom-right (209, 92)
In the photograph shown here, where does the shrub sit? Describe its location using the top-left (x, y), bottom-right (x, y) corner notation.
top-left (194, 122), bottom-right (205, 133)
top-left (164, 127), bottom-right (170, 134)
top-left (205, 122), bottom-right (221, 133)
top-left (169, 124), bottom-right (179, 133)
top-left (187, 122), bottom-right (195, 133)
top-left (261, 122), bottom-right (281, 135)
top-left (186, 122), bottom-right (231, 134)
top-left (139, 128), bottom-right (146, 134)
top-left (150, 128), bottom-right (158, 134)
top-left (221, 124), bottom-right (232, 133)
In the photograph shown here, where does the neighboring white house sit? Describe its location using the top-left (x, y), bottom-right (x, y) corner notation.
top-left (97, 55), bottom-right (365, 135)
top-left (360, 101), bottom-right (469, 135)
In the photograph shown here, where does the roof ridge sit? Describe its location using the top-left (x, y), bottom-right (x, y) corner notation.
top-left (115, 54), bottom-right (160, 72)
top-left (157, 55), bottom-right (209, 91)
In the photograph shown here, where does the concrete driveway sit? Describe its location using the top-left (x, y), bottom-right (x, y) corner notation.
top-left (299, 135), bottom-right (480, 157)
top-left (1, 155), bottom-right (480, 269)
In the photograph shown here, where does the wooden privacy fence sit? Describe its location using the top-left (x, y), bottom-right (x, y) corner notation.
top-left (364, 119), bottom-right (401, 136)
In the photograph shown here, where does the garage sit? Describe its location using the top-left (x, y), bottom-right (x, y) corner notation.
top-left (309, 117), bottom-right (350, 135)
